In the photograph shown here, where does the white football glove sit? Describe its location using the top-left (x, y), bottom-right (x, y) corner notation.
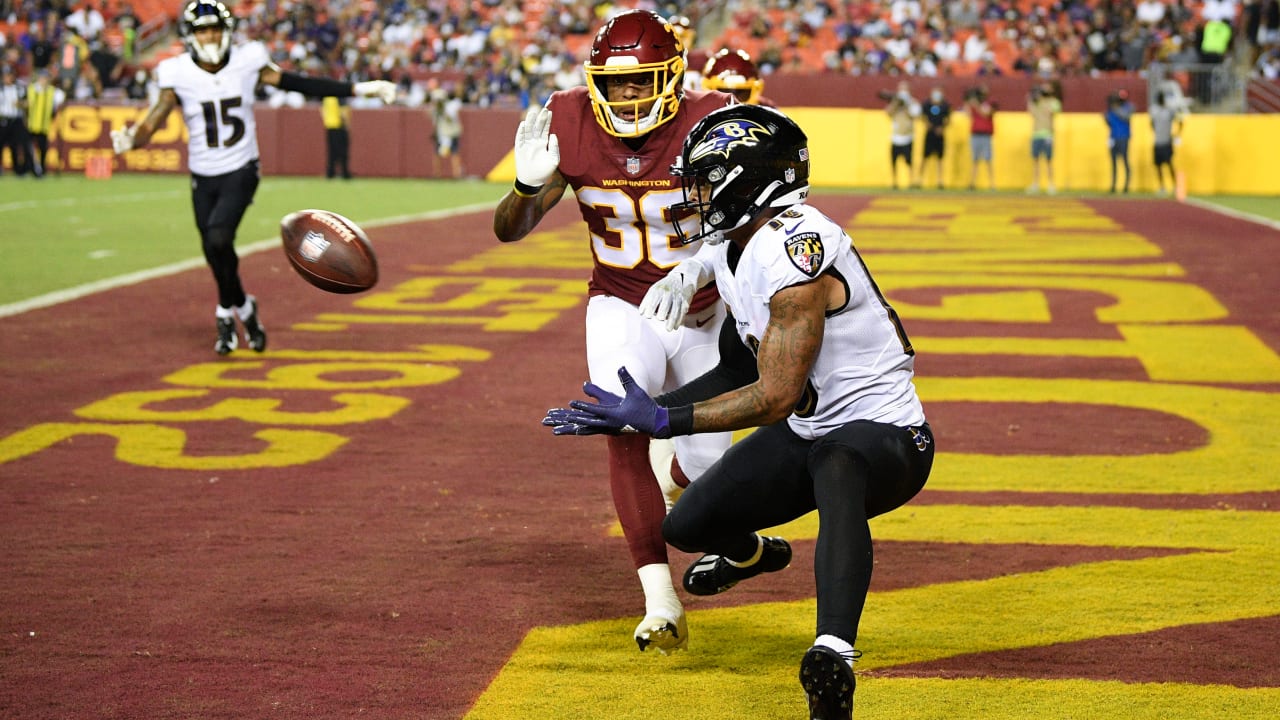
top-left (111, 126), bottom-right (136, 155)
top-left (640, 257), bottom-right (713, 332)
top-left (354, 80), bottom-right (397, 104)
top-left (514, 106), bottom-right (560, 189)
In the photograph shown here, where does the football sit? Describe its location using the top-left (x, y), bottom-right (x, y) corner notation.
top-left (280, 209), bottom-right (379, 294)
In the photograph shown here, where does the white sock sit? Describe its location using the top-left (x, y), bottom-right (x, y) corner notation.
top-left (236, 296), bottom-right (256, 320)
top-left (215, 305), bottom-right (236, 320)
top-left (637, 563), bottom-right (681, 619)
top-left (726, 534), bottom-right (763, 568)
top-left (816, 634), bottom-right (856, 665)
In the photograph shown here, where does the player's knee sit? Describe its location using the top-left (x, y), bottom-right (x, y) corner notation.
top-left (661, 509), bottom-right (704, 554)
top-left (202, 226), bottom-right (235, 253)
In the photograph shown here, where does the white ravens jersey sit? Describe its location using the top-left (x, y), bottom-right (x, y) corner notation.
top-left (155, 41), bottom-right (269, 176)
top-left (711, 204), bottom-right (926, 439)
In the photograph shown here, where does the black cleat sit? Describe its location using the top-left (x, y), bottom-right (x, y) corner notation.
top-left (241, 296), bottom-right (267, 352)
top-left (682, 535), bottom-right (791, 596)
top-left (215, 317), bottom-right (238, 355)
top-left (799, 645), bottom-right (859, 720)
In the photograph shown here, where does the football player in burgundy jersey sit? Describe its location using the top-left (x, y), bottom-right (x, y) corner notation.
top-left (492, 9), bottom-right (737, 655)
top-left (111, 0), bottom-right (395, 355)
top-left (544, 105), bottom-right (935, 720)
top-left (700, 48), bottom-right (777, 108)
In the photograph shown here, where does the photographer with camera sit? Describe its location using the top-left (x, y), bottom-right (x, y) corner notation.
top-left (883, 81), bottom-right (920, 190)
top-left (964, 84), bottom-right (996, 191)
top-left (916, 86), bottom-right (951, 189)
top-left (1027, 81), bottom-right (1062, 194)
top-left (1105, 89), bottom-right (1134, 193)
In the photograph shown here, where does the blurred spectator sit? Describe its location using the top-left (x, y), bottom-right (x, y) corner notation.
top-left (25, 21), bottom-right (56, 74)
top-left (884, 81), bottom-right (920, 189)
top-left (965, 83), bottom-right (996, 190)
top-left (24, 69), bottom-right (62, 177)
top-left (124, 68), bottom-right (149, 101)
top-left (1198, 17), bottom-right (1235, 63)
top-left (1149, 89), bottom-right (1184, 195)
top-left (1136, 0), bottom-right (1167, 26)
top-left (1202, 0), bottom-right (1240, 23)
top-left (963, 30), bottom-right (989, 62)
top-left (1027, 80), bottom-right (1061, 194)
top-left (916, 85), bottom-right (951, 189)
top-left (1, 64), bottom-right (32, 176)
top-left (949, 0), bottom-right (982, 29)
top-left (116, 4), bottom-right (140, 63)
top-left (321, 95), bottom-right (352, 180)
top-left (1257, 45), bottom-right (1280, 77)
top-left (430, 82), bottom-right (463, 178)
top-left (1262, 0), bottom-right (1280, 49)
top-left (1105, 90), bottom-right (1133, 193)
top-left (933, 30), bottom-right (961, 64)
top-left (65, 2), bottom-right (106, 45)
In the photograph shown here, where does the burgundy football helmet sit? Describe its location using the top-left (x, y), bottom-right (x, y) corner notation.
top-left (585, 10), bottom-right (687, 138)
top-left (702, 49), bottom-right (765, 105)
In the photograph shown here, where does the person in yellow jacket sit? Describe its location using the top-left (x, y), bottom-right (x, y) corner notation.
top-left (321, 94), bottom-right (351, 179)
top-left (24, 69), bottom-right (64, 177)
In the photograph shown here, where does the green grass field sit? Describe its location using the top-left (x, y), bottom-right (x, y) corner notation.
top-left (1, 175), bottom-right (1276, 311)
top-left (0, 176), bottom-right (508, 309)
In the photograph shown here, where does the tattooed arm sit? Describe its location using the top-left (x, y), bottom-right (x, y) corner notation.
top-left (688, 275), bottom-right (838, 433)
top-left (492, 170), bottom-right (568, 243)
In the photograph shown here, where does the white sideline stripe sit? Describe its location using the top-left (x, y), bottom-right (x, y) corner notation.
top-left (1183, 197), bottom-right (1280, 231)
top-left (0, 201), bottom-right (498, 319)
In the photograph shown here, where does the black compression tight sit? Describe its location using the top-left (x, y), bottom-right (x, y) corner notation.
top-left (201, 225), bottom-right (245, 309)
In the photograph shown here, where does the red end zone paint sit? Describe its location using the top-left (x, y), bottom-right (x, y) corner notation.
top-left (1, 196), bottom-right (1277, 716)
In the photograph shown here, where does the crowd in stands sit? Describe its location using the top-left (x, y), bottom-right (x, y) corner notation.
top-left (1, 0), bottom-right (1278, 107)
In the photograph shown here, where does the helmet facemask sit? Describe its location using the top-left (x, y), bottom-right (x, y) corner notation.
top-left (586, 56), bottom-right (685, 138)
top-left (585, 10), bottom-right (687, 138)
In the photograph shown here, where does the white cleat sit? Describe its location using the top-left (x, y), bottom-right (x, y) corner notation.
top-left (634, 611), bottom-right (689, 654)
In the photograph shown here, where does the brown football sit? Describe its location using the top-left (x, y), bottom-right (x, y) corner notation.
top-left (280, 209), bottom-right (378, 294)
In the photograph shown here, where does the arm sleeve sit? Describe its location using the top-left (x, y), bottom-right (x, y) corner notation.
top-left (277, 72), bottom-right (355, 98)
top-left (655, 308), bottom-right (759, 408)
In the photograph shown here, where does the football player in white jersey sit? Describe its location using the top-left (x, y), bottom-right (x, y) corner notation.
top-left (111, 0), bottom-right (396, 355)
top-left (544, 104), bottom-right (935, 720)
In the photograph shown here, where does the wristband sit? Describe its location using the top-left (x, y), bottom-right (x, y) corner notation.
top-left (513, 179), bottom-right (542, 197)
top-left (665, 404), bottom-right (694, 437)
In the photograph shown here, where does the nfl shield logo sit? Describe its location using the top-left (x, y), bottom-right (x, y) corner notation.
top-left (626, 157), bottom-right (641, 175)
top-left (299, 230), bottom-right (330, 262)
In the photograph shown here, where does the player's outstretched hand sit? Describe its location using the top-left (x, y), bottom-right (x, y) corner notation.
top-left (640, 258), bottom-right (706, 332)
top-left (542, 407), bottom-right (613, 436)
top-left (542, 367), bottom-right (672, 438)
top-left (110, 126), bottom-right (136, 155)
top-left (354, 80), bottom-right (397, 104)
top-left (514, 106), bottom-right (559, 190)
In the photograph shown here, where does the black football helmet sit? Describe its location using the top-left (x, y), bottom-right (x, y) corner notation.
top-left (181, 0), bottom-right (235, 65)
top-left (585, 10), bottom-right (686, 138)
top-left (669, 105), bottom-right (810, 245)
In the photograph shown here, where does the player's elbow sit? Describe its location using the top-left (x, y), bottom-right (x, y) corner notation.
top-left (758, 388), bottom-right (803, 425)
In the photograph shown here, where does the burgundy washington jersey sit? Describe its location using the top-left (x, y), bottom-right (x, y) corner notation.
top-left (548, 87), bottom-right (733, 310)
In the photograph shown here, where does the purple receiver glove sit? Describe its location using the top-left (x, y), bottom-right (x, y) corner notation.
top-left (541, 367), bottom-right (671, 438)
